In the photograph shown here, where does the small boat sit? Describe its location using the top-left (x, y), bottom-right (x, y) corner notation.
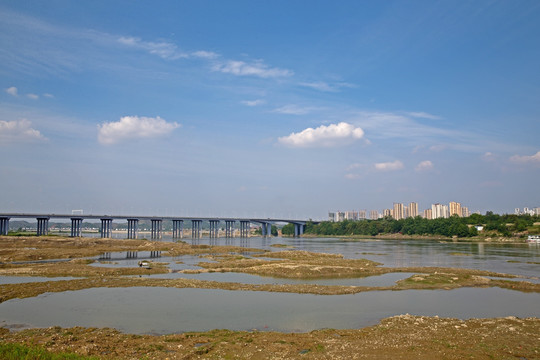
top-left (527, 235), bottom-right (540, 243)
top-left (138, 260), bottom-right (151, 268)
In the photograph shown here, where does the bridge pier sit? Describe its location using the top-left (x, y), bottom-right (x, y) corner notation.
top-left (225, 220), bottom-right (235, 238)
top-left (127, 218), bottom-right (139, 239)
top-left (150, 219), bottom-right (163, 240)
top-left (293, 223), bottom-right (305, 237)
top-left (239, 220), bottom-right (250, 238)
top-left (260, 222), bottom-right (272, 237)
top-left (209, 220), bottom-right (219, 238)
top-left (172, 219), bottom-right (184, 239)
top-left (0, 217), bottom-right (10, 235)
top-left (192, 220), bottom-right (202, 239)
top-left (100, 218), bottom-right (113, 238)
top-left (70, 217), bottom-right (83, 237)
top-left (36, 217), bottom-right (49, 236)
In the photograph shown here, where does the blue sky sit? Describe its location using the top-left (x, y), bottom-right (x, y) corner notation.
top-left (1, 0), bottom-right (539, 219)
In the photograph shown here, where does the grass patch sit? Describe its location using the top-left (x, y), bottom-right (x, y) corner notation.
top-left (0, 342), bottom-right (99, 359)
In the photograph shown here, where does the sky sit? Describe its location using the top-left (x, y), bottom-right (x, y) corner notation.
top-left (1, 0), bottom-right (539, 219)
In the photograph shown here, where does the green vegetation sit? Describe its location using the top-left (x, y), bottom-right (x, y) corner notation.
top-left (0, 342), bottom-right (99, 360)
top-left (283, 213), bottom-right (539, 238)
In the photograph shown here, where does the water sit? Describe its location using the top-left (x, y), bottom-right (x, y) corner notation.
top-left (1, 236), bottom-right (538, 334)
top-left (0, 276), bottom-right (79, 285)
top-left (0, 287), bottom-right (537, 334)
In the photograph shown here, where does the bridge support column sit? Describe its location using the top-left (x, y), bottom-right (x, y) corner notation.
top-left (151, 219), bottom-right (162, 240)
top-left (225, 220), bottom-right (235, 238)
top-left (293, 223), bottom-right (305, 237)
top-left (172, 220), bottom-right (184, 239)
top-left (191, 220), bottom-right (202, 239)
top-left (127, 218), bottom-right (139, 239)
top-left (260, 222), bottom-right (272, 237)
top-left (100, 218), bottom-right (113, 238)
top-left (36, 217), bottom-right (50, 236)
top-left (0, 217), bottom-right (10, 235)
top-left (240, 221), bottom-right (250, 238)
top-left (70, 217), bottom-right (83, 237)
top-left (209, 220), bottom-right (219, 238)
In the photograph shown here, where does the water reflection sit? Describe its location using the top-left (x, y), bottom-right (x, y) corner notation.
top-left (0, 287), bottom-right (538, 334)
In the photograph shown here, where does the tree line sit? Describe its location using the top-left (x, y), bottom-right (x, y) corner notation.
top-left (281, 213), bottom-right (539, 238)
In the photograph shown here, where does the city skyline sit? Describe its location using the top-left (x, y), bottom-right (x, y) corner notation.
top-left (1, 1), bottom-right (540, 218)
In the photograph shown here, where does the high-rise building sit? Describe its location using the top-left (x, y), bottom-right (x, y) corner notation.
top-left (358, 210), bottom-right (367, 220)
top-left (345, 211), bottom-right (358, 221)
top-left (383, 209), bottom-right (392, 218)
top-left (408, 202), bottom-right (418, 218)
top-left (336, 212), bottom-right (345, 222)
top-left (449, 202), bottom-right (462, 217)
top-left (328, 212), bottom-right (336, 222)
top-left (461, 206), bottom-right (470, 217)
top-left (423, 209), bottom-right (432, 219)
top-left (432, 203), bottom-right (449, 219)
top-left (370, 210), bottom-right (379, 220)
top-left (393, 203), bottom-right (404, 220)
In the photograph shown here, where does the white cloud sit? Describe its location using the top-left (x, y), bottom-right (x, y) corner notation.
top-left (118, 36), bottom-right (188, 60)
top-left (300, 81), bottom-right (355, 92)
top-left (272, 104), bottom-right (318, 115)
top-left (345, 173), bottom-right (363, 180)
top-left (374, 160), bottom-right (404, 171)
top-left (510, 150), bottom-right (540, 164)
top-left (43, 93), bottom-right (54, 98)
top-left (407, 112), bottom-right (441, 120)
top-left (213, 60), bottom-right (293, 78)
top-left (191, 50), bottom-right (219, 59)
top-left (27, 93), bottom-right (39, 100)
top-left (6, 87), bottom-right (18, 96)
top-left (97, 116), bottom-right (180, 145)
top-left (241, 99), bottom-right (266, 107)
top-left (415, 160), bottom-right (434, 171)
top-left (0, 119), bottom-right (46, 143)
top-left (278, 122), bottom-right (364, 148)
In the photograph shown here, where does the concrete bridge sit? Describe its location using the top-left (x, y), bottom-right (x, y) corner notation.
top-left (0, 213), bottom-right (313, 239)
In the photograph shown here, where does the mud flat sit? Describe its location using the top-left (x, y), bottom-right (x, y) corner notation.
top-left (1, 236), bottom-right (539, 359)
top-left (1, 315), bottom-right (539, 359)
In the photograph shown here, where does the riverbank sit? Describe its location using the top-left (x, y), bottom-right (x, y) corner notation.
top-left (1, 315), bottom-right (539, 359)
top-left (298, 233), bottom-right (529, 243)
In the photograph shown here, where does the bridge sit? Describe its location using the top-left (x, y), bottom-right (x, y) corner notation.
top-left (0, 213), bottom-right (314, 239)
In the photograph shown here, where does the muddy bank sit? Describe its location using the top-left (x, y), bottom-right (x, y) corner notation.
top-left (1, 315), bottom-right (539, 359)
top-left (1, 237), bottom-right (539, 303)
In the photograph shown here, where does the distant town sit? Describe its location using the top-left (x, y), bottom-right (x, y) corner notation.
top-left (329, 203), bottom-right (540, 222)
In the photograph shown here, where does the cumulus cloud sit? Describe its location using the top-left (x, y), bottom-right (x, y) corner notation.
top-left (510, 150), bottom-right (540, 164)
top-left (374, 160), bottom-right (404, 171)
top-left (241, 99), bottom-right (266, 107)
top-left (0, 119), bottom-right (45, 143)
top-left (415, 160), bottom-right (434, 171)
top-left (97, 116), bottom-right (180, 145)
top-left (6, 87), bottom-right (18, 96)
top-left (278, 122), bottom-right (364, 148)
top-left (213, 60), bottom-right (293, 78)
